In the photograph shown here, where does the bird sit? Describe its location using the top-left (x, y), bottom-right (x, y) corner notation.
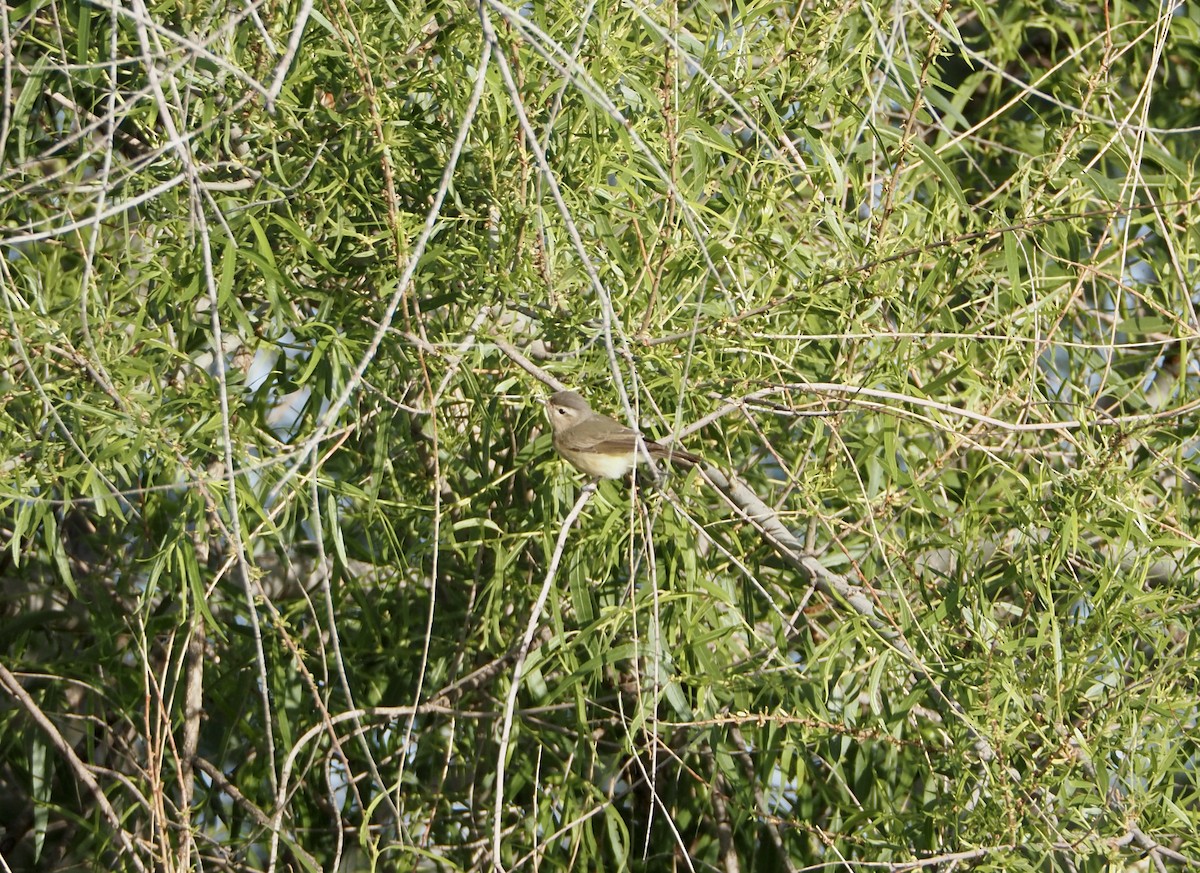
top-left (544, 390), bottom-right (702, 479)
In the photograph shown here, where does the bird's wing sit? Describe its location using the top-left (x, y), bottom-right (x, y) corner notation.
top-left (578, 436), bottom-right (644, 455)
top-left (585, 436), bottom-right (698, 464)
top-left (559, 424), bottom-right (700, 465)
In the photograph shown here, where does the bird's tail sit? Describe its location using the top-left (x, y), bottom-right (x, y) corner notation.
top-left (654, 445), bottom-right (702, 467)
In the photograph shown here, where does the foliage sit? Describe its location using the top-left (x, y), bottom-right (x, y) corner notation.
top-left (1, 0), bottom-right (1198, 870)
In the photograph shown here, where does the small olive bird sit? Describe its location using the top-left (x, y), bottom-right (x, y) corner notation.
top-left (544, 390), bottom-right (701, 479)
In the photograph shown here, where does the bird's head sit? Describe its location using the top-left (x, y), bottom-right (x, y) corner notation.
top-left (545, 390), bottom-right (591, 434)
